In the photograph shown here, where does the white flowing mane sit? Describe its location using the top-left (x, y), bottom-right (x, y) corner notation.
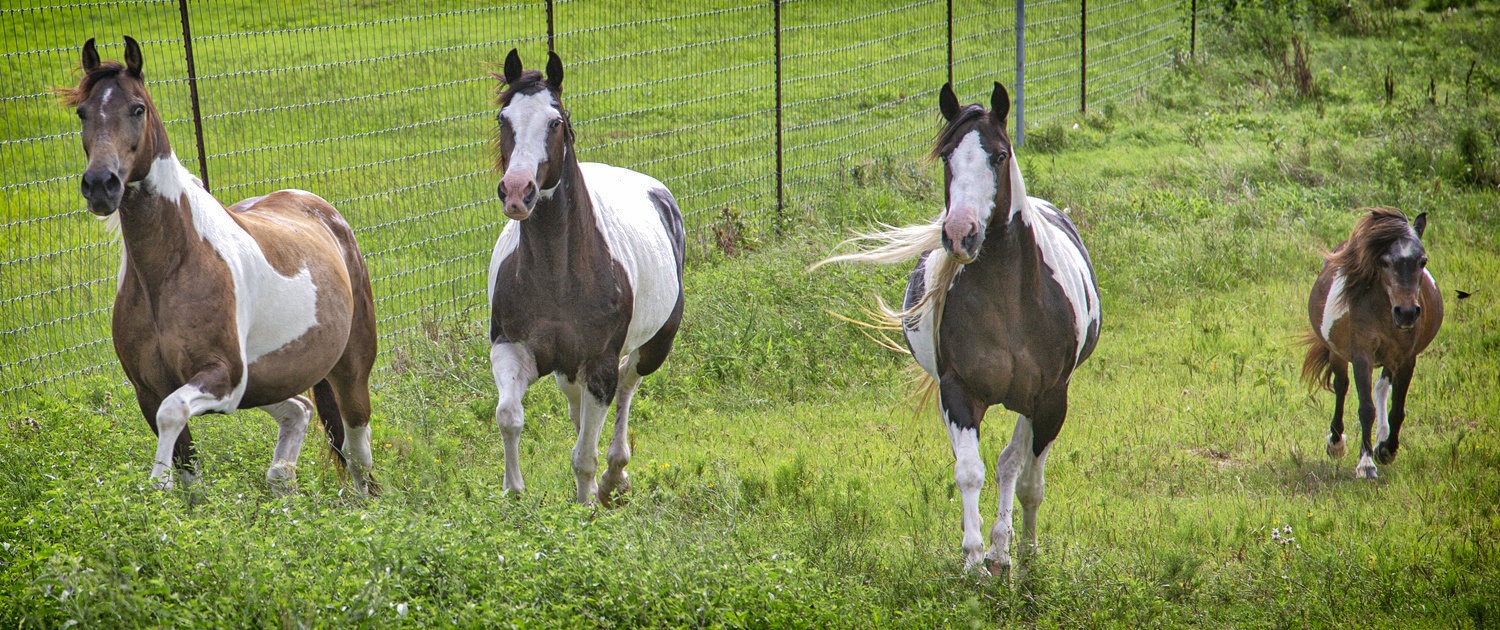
top-left (811, 154), bottom-right (1034, 331)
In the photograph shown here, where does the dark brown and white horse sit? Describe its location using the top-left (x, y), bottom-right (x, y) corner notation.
top-left (816, 83), bottom-right (1100, 577)
top-left (486, 49), bottom-right (685, 506)
top-left (1302, 207), bottom-right (1442, 479)
top-left (65, 38), bottom-right (378, 494)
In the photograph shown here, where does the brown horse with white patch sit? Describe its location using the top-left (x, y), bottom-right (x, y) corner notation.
top-left (64, 37), bottom-right (378, 494)
top-left (815, 82), bottom-right (1100, 578)
top-left (1303, 207), bottom-right (1442, 479)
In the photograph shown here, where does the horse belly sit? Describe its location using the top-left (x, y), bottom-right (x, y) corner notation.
top-left (583, 164), bottom-right (682, 355)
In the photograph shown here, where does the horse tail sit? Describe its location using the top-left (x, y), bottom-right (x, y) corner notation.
top-left (1299, 332), bottom-right (1335, 393)
top-left (311, 379), bottom-right (349, 469)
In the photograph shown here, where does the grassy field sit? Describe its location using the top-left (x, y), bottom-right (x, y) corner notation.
top-left (4, 1), bottom-right (1500, 627)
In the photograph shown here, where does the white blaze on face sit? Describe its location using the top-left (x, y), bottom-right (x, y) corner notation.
top-left (501, 91), bottom-right (561, 179)
top-left (99, 87), bottom-right (112, 120)
top-left (945, 130), bottom-right (997, 234)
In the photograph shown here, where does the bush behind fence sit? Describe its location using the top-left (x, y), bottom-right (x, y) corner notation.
top-left (0, 0), bottom-right (1189, 400)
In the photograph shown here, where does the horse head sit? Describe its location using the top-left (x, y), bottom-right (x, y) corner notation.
top-left (65, 37), bottom-right (168, 216)
top-left (933, 81), bottom-right (1013, 263)
top-left (1378, 212), bottom-right (1429, 330)
top-left (493, 48), bottom-right (570, 221)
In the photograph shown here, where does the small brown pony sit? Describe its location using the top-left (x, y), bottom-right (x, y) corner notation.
top-left (64, 37), bottom-right (379, 494)
top-left (1303, 207), bottom-right (1442, 479)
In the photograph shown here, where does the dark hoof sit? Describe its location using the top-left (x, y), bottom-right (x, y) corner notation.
top-left (1374, 443), bottom-right (1397, 466)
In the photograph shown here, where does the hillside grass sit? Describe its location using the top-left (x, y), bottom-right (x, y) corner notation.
top-left (3, 2), bottom-right (1500, 627)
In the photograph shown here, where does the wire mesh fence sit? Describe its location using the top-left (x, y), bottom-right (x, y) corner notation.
top-left (0, 0), bottom-right (1191, 402)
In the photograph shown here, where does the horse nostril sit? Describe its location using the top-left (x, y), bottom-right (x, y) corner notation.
top-left (104, 173), bottom-right (121, 194)
top-left (497, 184), bottom-right (507, 201)
top-left (522, 185), bottom-right (537, 207)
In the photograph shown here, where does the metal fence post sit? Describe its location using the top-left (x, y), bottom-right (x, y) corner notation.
top-left (773, 0), bottom-right (784, 232)
top-left (1190, 0), bottom-right (1197, 60)
top-left (177, 0), bottom-right (209, 190)
top-left (1080, 0), bottom-right (1087, 114)
top-left (946, 0), bottom-right (953, 86)
top-left (1014, 0), bottom-right (1024, 145)
top-left (547, 0), bottom-right (555, 53)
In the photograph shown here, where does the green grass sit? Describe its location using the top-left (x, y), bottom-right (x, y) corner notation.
top-left (4, 1), bottom-right (1500, 627)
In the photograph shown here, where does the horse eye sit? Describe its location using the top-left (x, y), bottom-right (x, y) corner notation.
top-left (131, 104), bottom-right (145, 117)
top-left (1419, 257), bottom-right (1428, 267)
top-left (549, 119), bottom-right (562, 130)
top-left (76, 108), bottom-right (86, 120)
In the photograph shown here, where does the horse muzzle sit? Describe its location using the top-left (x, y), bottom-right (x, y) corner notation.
top-left (81, 167), bottom-right (123, 216)
top-left (942, 211), bottom-right (984, 264)
top-left (1392, 304), bottom-right (1421, 330)
top-left (497, 173), bottom-right (538, 221)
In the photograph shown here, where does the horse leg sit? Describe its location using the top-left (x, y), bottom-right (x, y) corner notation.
top-left (1015, 387), bottom-right (1066, 582)
top-left (492, 343), bottom-right (539, 495)
top-left (939, 374), bottom-right (988, 573)
top-left (1375, 363), bottom-right (1415, 465)
top-left (1327, 359), bottom-right (1350, 458)
top-left (599, 353), bottom-right (641, 507)
top-left (1350, 355), bottom-right (1380, 479)
top-left (150, 370), bottom-right (233, 489)
top-left (985, 415), bottom-right (1032, 578)
top-left (261, 395), bottom-right (313, 495)
top-left (572, 358), bottom-right (619, 505)
top-left (1372, 367), bottom-right (1392, 451)
top-left (328, 371), bottom-right (377, 496)
top-left (555, 373), bottom-right (583, 434)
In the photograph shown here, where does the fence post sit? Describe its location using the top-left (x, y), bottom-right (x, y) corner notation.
top-left (176, 0), bottom-right (209, 191)
top-left (773, 0), bottom-right (784, 232)
top-left (1190, 0), bottom-right (1197, 60)
top-left (1014, 0), bottom-right (1024, 145)
top-left (946, 0), bottom-right (953, 86)
top-left (546, 0), bottom-right (555, 53)
top-left (1080, 0), bottom-right (1087, 114)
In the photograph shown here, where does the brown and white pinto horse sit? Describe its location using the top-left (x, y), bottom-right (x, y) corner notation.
top-left (487, 50), bottom-right (685, 506)
top-left (1302, 207), bottom-right (1442, 479)
top-left (816, 83), bottom-right (1100, 577)
top-left (65, 38), bottom-right (378, 494)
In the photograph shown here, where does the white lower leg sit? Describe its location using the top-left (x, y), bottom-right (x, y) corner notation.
top-left (343, 423), bottom-right (374, 495)
top-left (1327, 433), bottom-right (1346, 458)
top-left (1016, 443), bottom-right (1052, 561)
top-left (1373, 375), bottom-right (1391, 445)
top-left (150, 384), bottom-right (221, 489)
top-left (1355, 452), bottom-right (1378, 479)
top-left (600, 356), bottom-right (640, 501)
top-left (572, 392), bottom-right (610, 505)
top-left (262, 396), bottom-right (312, 484)
top-left (987, 417), bottom-right (1032, 571)
top-left (947, 422), bottom-right (986, 571)
top-left (492, 343), bottom-right (537, 494)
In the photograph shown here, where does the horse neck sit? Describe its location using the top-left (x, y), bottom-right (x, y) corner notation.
top-left (116, 154), bottom-right (211, 296)
top-left (980, 156), bottom-right (1044, 274)
top-left (515, 157), bottom-right (601, 269)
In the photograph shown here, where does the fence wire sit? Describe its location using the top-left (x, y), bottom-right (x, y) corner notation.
top-left (0, 0), bottom-right (1189, 401)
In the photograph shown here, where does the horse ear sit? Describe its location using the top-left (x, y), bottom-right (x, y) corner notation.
top-left (990, 81), bottom-right (1010, 122)
top-left (82, 38), bottom-right (100, 73)
top-left (503, 48), bottom-right (523, 84)
top-left (939, 82), bottom-right (959, 122)
top-left (546, 51), bottom-right (564, 90)
top-left (123, 36), bottom-right (143, 78)
top-left (1413, 212), bottom-right (1427, 239)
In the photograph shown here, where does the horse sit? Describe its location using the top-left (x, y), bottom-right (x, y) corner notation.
top-left (1302, 207), bottom-right (1442, 479)
top-left (64, 37), bottom-right (379, 495)
top-left (814, 82), bottom-right (1100, 577)
top-left (486, 49), bottom-right (685, 507)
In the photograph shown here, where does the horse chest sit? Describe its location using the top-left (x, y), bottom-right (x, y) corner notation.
top-left (492, 257), bottom-right (632, 374)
